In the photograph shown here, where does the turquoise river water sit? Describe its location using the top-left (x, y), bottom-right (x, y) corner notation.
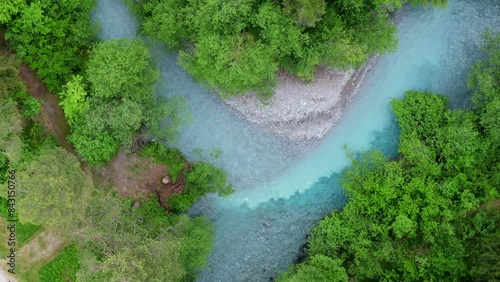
top-left (92, 0), bottom-right (499, 281)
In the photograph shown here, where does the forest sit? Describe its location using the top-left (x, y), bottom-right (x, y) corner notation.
top-left (0, 36), bottom-right (232, 282)
top-left (0, 0), bottom-right (498, 281)
top-left (126, 0), bottom-right (446, 97)
top-left (1, 0), bottom-right (233, 280)
top-left (279, 32), bottom-right (500, 281)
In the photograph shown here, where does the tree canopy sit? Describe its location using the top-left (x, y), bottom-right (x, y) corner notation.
top-left (279, 32), bottom-right (500, 281)
top-left (4, 0), bottom-right (96, 92)
top-left (0, 53), bottom-right (43, 165)
top-left (133, 0), bottom-right (446, 97)
top-left (65, 39), bottom-right (182, 166)
top-left (85, 39), bottom-right (159, 100)
top-left (0, 0), bottom-right (25, 24)
top-left (0, 97), bottom-right (23, 164)
top-left (17, 147), bottom-right (94, 229)
top-left (74, 194), bottom-right (214, 282)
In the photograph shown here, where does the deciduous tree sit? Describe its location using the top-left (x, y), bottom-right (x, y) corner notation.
top-left (59, 75), bottom-right (89, 127)
top-left (85, 39), bottom-right (159, 100)
top-left (75, 194), bottom-right (214, 282)
top-left (17, 147), bottom-right (93, 229)
top-left (5, 0), bottom-right (96, 91)
top-left (139, 0), bottom-right (443, 97)
top-left (0, 0), bottom-right (25, 24)
top-left (0, 98), bottom-right (22, 163)
top-left (68, 39), bottom-right (182, 166)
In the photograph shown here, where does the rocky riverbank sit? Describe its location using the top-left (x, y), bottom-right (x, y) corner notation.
top-left (225, 56), bottom-right (379, 141)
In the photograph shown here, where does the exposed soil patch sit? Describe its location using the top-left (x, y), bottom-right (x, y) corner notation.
top-left (0, 29), bottom-right (6, 52)
top-left (93, 151), bottom-right (184, 209)
top-left (0, 229), bottom-right (65, 282)
top-left (464, 198), bottom-right (500, 217)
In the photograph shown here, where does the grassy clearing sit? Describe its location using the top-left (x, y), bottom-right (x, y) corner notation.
top-left (15, 229), bottom-right (66, 282)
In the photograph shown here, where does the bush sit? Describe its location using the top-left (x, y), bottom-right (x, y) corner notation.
top-left (167, 192), bottom-right (197, 213)
top-left (39, 244), bottom-right (80, 282)
top-left (168, 162), bottom-right (234, 212)
top-left (20, 120), bottom-right (58, 164)
top-left (140, 142), bottom-right (186, 182)
top-left (140, 143), bottom-right (233, 212)
top-left (5, 0), bottom-right (96, 92)
top-left (11, 90), bottom-right (42, 119)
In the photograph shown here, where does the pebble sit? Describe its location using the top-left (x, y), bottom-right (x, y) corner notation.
top-left (224, 58), bottom-right (378, 141)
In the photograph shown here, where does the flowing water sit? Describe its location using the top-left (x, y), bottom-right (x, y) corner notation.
top-left (92, 0), bottom-right (499, 280)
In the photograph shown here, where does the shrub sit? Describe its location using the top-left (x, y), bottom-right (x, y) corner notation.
top-left (39, 244), bottom-right (80, 282)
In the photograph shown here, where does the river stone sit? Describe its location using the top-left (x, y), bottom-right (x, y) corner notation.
top-left (224, 61), bottom-right (376, 141)
top-left (162, 176), bottom-right (170, 184)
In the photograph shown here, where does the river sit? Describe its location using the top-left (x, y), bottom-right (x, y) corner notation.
top-left (91, 0), bottom-right (499, 281)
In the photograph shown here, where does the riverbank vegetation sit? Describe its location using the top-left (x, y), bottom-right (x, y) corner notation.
top-left (3, 0), bottom-right (96, 92)
top-left (127, 0), bottom-right (446, 97)
top-left (1, 1), bottom-right (235, 280)
top-left (0, 50), bottom-right (225, 282)
top-left (141, 143), bottom-right (234, 212)
top-left (64, 38), bottom-right (184, 166)
top-left (279, 31), bottom-right (500, 281)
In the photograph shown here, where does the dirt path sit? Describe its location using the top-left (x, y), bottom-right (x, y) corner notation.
top-left (464, 198), bottom-right (500, 217)
top-left (16, 230), bottom-right (65, 266)
top-left (93, 150), bottom-right (186, 211)
top-left (0, 28), bottom-right (74, 154)
top-left (17, 65), bottom-right (75, 154)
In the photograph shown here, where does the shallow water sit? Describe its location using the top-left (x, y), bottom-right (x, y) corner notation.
top-left (92, 0), bottom-right (499, 280)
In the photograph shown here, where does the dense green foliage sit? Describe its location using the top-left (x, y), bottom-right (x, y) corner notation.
top-left (0, 53), bottom-right (47, 166)
top-left (0, 154), bottom-right (8, 184)
top-left (3, 10), bottom-right (220, 282)
top-left (0, 97), bottom-right (23, 164)
top-left (0, 55), bottom-right (56, 253)
top-left (134, 0), bottom-right (446, 97)
top-left (17, 147), bottom-right (94, 230)
top-left (4, 0), bottom-right (96, 92)
top-left (19, 119), bottom-right (58, 164)
top-left (469, 30), bottom-right (500, 148)
top-left (0, 54), bottom-right (24, 98)
top-left (58, 75), bottom-right (89, 127)
top-left (65, 39), bottom-right (182, 165)
top-left (279, 255), bottom-right (348, 282)
top-left (280, 32), bottom-right (500, 281)
top-left (39, 244), bottom-right (80, 282)
top-left (141, 143), bottom-right (235, 212)
top-left (168, 162), bottom-right (235, 212)
top-left (74, 194), bottom-right (213, 282)
top-left (0, 55), bottom-right (24, 164)
top-left (0, 0), bottom-right (25, 24)
top-left (460, 205), bottom-right (500, 281)
top-left (140, 142), bottom-right (187, 182)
